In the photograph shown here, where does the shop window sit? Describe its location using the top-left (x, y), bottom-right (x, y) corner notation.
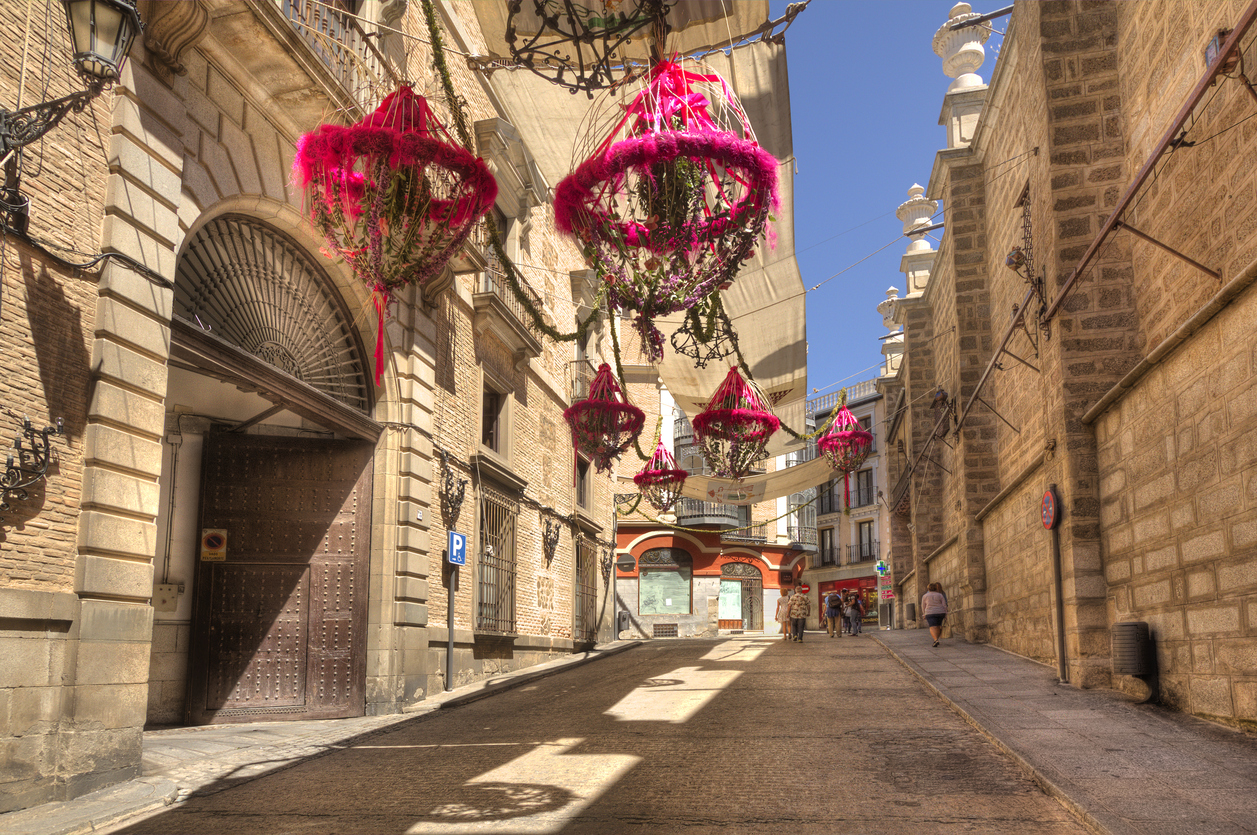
top-left (639, 548), bottom-right (692, 615)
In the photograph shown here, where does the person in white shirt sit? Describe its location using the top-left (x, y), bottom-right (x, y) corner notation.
top-left (921, 582), bottom-right (948, 647)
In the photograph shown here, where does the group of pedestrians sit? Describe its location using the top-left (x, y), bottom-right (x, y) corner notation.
top-left (774, 584), bottom-right (868, 642)
top-left (773, 581), bottom-right (949, 647)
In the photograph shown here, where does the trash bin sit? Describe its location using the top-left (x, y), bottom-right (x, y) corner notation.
top-left (1112, 621), bottom-right (1152, 676)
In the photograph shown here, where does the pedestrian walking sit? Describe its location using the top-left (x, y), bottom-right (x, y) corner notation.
top-left (775, 587), bottom-right (792, 640)
top-left (841, 591), bottom-right (853, 634)
top-left (922, 582), bottom-right (948, 647)
top-left (787, 583), bottom-right (810, 642)
top-left (848, 592), bottom-right (866, 636)
top-left (825, 589), bottom-right (843, 637)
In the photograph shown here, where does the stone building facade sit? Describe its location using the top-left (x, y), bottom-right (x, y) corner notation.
top-left (884, 0), bottom-right (1257, 728)
top-left (0, 0), bottom-right (617, 811)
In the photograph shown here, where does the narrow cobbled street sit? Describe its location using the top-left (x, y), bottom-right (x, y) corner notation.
top-left (109, 635), bottom-right (1086, 834)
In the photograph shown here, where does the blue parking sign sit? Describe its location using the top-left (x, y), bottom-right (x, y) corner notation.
top-left (447, 531), bottom-right (467, 566)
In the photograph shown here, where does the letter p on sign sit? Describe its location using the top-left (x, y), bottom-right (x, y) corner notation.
top-left (448, 531), bottom-right (467, 566)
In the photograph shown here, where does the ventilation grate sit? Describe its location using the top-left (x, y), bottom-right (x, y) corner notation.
top-left (652, 623), bottom-right (678, 638)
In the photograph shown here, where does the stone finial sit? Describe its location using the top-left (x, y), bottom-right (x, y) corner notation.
top-left (896, 185), bottom-right (938, 255)
top-left (878, 286), bottom-right (900, 330)
top-left (933, 2), bottom-right (990, 92)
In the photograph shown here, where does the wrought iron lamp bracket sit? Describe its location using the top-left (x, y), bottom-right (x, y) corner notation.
top-left (439, 449), bottom-right (468, 525)
top-left (542, 516), bottom-right (562, 564)
top-left (1, 417), bottom-right (63, 512)
top-left (600, 546), bottom-right (613, 583)
top-left (0, 83), bottom-right (105, 157)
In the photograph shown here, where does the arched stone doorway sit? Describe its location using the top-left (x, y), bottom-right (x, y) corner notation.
top-left (154, 215), bottom-right (382, 725)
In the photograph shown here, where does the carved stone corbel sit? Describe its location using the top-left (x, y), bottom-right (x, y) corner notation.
top-left (138, 0), bottom-right (210, 85)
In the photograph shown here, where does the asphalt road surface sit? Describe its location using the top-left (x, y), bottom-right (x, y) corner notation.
top-left (112, 635), bottom-right (1088, 834)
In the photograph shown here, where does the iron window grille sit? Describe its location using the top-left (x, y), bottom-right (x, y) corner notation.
top-left (574, 537), bottom-right (598, 643)
top-left (476, 483), bottom-right (518, 634)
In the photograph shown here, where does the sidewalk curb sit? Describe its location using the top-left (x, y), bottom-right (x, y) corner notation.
top-left (868, 634), bottom-right (1118, 835)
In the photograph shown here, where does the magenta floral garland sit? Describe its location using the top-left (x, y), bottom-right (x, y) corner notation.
top-left (555, 61), bottom-right (779, 361)
top-left (294, 87), bottom-right (497, 384)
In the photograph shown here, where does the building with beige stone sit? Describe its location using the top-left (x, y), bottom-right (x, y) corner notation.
top-left (0, 0), bottom-right (622, 811)
top-left (883, 0), bottom-right (1257, 728)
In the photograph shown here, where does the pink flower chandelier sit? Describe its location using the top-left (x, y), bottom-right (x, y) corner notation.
top-left (818, 403), bottom-right (873, 510)
top-left (691, 365), bottom-right (779, 480)
top-left (564, 363), bottom-right (645, 473)
top-left (294, 87), bottom-right (497, 384)
top-left (555, 60), bottom-right (779, 361)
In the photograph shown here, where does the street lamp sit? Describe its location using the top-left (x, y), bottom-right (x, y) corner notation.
top-left (0, 0), bottom-right (142, 231)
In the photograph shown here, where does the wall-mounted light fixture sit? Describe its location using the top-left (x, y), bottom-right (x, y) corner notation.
top-left (438, 449), bottom-right (468, 526)
top-left (1, 0), bottom-right (143, 232)
top-left (1, 417), bottom-right (63, 512)
top-left (600, 547), bottom-right (613, 584)
top-left (542, 516), bottom-right (561, 565)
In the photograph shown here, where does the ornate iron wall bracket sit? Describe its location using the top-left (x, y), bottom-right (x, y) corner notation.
top-left (439, 450), bottom-right (468, 526)
top-left (1, 417), bottom-right (63, 512)
top-left (543, 516), bottom-right (562, 564)
top-left (600, 547), bottom-right (613, 583)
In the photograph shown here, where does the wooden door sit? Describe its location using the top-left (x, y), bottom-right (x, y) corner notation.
top-left (187, 434), bottom-right (373, 724)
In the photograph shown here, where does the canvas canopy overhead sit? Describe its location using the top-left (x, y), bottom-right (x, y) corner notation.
top-left (678, 455), bottom-right (833, 506)
top-left (479, 13), bottom-right (809, 460)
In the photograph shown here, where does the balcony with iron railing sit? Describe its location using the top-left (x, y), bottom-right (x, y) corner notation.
top-left (674, 497), bottom-right (739, 529)
top-left (806, 378), bottom-right (879, 415)
top-left (851, 485), bottom-right (877, 508)
top-left (569, 358), bottom-right (597, 402)
top-left (847, 540), bottom-right (879, 564)
top-left (818, 546), bottom-right (839, 566)
top-left (279, 0), bottom-right (400, 113)
top-left (721, 523), bottom-right (768, 544)
top-left (473, 243), bottom-right (544, 362)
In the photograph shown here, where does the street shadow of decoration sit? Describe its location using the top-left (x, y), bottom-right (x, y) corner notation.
top-left (418, 782), bottom-right (576, 822)
top-left (692, 365), bottom-right (779, 480)
top-left (293, 86), bottom-right (497, 385)
top-left (564, 363), bottom-right (644, 473)
top-left (554, 59), bottom-right (779, 361)
top-left (23, 256), bottom-right (90, 438)
top-left (633, 439), bottom-right (686, 512)
top-left (817, 398), bottom-right (872, 512)
top-left (1, 416), bottom-right (62, 514)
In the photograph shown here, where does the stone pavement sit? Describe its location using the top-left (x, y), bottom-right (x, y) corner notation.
top-left (3, 632), bottom-right (1256, 835)
top-left (870, 630), bottom-right (1257, 835)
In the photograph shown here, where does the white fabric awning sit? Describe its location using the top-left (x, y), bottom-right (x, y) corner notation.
top-left (679, 456), bottom-right (833, 505)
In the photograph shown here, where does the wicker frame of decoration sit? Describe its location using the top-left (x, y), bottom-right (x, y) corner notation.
top-left (564, 363), bottom-right (646, 473)
top-left (555, 60), bottom-right (778, 361)
top-left (691, 365), bottom-right (780, 481)
top-left (633, 440), bottom-right (688, 512)
top-left (294, 87), bottom-right (497, 383)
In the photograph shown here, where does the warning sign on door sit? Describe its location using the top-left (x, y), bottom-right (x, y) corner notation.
top-left (201, 529), bottom-right (227, 562)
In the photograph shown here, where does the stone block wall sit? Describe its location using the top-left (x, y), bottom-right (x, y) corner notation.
top-left (981, 479), bottom-right (1056, 663)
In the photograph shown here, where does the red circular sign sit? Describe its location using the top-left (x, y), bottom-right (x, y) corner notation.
top-left (1041, 489), bottom-right (1059, 530)
top-left (800, 583), bottom-right (811, 594)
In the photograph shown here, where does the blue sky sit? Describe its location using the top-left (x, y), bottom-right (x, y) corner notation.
top-left (771, 0), bottom-right (1006, 398)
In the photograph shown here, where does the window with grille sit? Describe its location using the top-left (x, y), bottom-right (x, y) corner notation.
top-left (639, 548), bottom-right (691, 615)
top-left (574, 538), bottom-right (598, 642)
top-left (476, 484), bottom-right (518, 633)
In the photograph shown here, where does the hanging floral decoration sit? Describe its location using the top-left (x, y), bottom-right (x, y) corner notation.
top-left (293, 86), bottom-right (497, 385)
top-left (633, 439), bottom-right (688, 512)
top-left (817, 402), bottom-right (873, 510)
top-left (555, 60), bottom-right (779, 362)
top-left (564, 363), bottom-right (645, 473)
top-left (691, 365), bottom-right (779, 480)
